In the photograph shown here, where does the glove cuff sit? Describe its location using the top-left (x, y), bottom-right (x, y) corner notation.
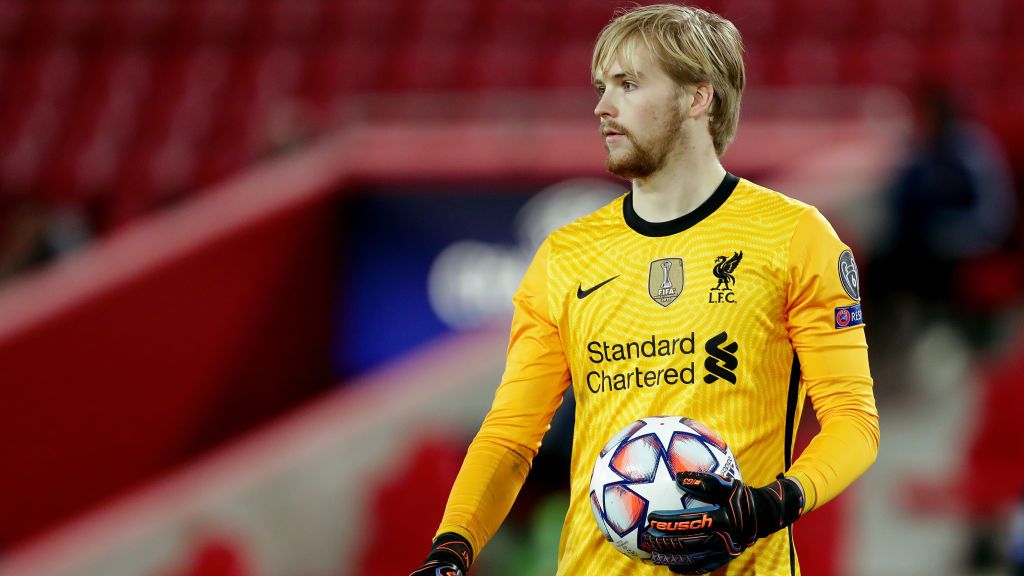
top-left (777, 477), bottom-right (804, 526)
top-left (753, 477), bottom-right (805, 539)
top-left (425, 532), bottom-right (473, 572)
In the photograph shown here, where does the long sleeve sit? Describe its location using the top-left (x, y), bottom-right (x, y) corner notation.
top-left (436, 238), bottom-right (572, 553)
top-left (784, 208), bottom-right (880, 512)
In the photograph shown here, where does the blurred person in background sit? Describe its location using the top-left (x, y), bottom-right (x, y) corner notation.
top-left (0, 194), bottom-right (92, 284)
top-left (864, 84), bottom-right (1020, 574)
top-left (866, 85), bottom-right (1017, 392)
top-left (0, 196), bottom-right (51, 281)
top-left (410, 4), bottom-right (878, 575)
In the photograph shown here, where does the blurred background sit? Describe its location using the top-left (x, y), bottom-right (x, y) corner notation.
top-left (0, 0), bottom-right (1022, 575)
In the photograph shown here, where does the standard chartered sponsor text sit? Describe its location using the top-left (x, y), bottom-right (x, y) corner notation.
top-left (585, 333), bottom-right (696, 393)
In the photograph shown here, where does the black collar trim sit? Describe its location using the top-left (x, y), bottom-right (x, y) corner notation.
top-left (623, 173), bottom-right (739, 237)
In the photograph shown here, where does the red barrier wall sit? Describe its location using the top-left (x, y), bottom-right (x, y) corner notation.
top-left (0, 153), bottom-right (341, 547)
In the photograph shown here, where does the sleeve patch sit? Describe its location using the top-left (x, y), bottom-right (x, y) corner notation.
top-left (838, 250), bottom-right (861, 301)
top-left (835, 303), bottom-right (864, 329)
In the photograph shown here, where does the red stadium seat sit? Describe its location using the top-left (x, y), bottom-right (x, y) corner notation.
top-left (718, 0), bottom-right (780, 45)
top-left (476, 0), bottom-right (553, 46)
top-left (96, 0), bottom-right (173, 48)
top-left (869, 0), bottom-right (934, 41)
top-left (0, 0), bottom-right (26, 44)
top-left (778, 42), bottom-right (842, 86)
top-left (785, 0), bottom-right (863, 43)
top-left (406, 0), bottom-right (478, 49)
top-left (543, 42), bottom-right (596, 90)
top-left (37, 50), bottom-right (122, 198)
top-left (323, 0), bottom-right (406, 48)
top-left (932, 0), bottom-right (1007, 42)
top-left (300, 42), bottom-right (392, 112)
top-left (247, 0), bottom-right (321, 46)
top-left (840, 37), bottom-right (922, 89)
top-left (742, 45), bottom-right (784, 87)
top-left (388, 44), bottom-right (463, 92)
top-left (464, 40), bottom-right (540, 91)
top-left (550, 2), bottom-right (615, 43)
top-left (1003, 45), bottom-right (1024, 92)
top-left (916, 41), bottom-right (1002, 98)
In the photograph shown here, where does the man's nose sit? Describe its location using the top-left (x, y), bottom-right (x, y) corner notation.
top-left (594, 91), bottom-right (616, 118)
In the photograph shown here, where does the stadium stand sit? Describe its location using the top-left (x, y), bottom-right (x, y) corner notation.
top-left (0, 0), bottom-right (1021, 232)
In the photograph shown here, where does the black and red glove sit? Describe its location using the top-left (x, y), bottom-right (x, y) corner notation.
top-left (409, 532), bottom-right (473, 576)
top-left (640, 472), bottom-right (804, 574)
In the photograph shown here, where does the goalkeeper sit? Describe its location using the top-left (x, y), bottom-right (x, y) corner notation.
top-left (411, 4), bottom-right (879, 575)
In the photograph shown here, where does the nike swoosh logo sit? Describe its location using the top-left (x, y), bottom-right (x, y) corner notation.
top-left (577, 275), bottom-right (619, 299)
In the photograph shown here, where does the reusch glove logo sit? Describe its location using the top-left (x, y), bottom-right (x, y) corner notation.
top-left (704, 332), bottom-right (738, 384)
top-left (650, 513), bottom-right (713, 531)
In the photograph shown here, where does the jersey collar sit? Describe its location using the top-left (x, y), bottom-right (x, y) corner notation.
top-left (623, 172), bottom-right (739, 237)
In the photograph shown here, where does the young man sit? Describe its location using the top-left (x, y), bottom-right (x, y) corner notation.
top-left (411, 4), bottom-right (879, 575)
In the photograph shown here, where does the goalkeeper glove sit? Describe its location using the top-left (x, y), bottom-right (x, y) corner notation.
top-left (640, 472), bottom-right (804, 574)
top-left (409, 532), bottom-right (473, 576)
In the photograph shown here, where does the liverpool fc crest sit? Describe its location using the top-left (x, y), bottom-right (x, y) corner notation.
top-left (709, 251), bottom-right (742, 304)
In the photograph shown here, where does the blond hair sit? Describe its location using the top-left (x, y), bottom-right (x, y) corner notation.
top-left (592, 4), bottom-right (746, 156)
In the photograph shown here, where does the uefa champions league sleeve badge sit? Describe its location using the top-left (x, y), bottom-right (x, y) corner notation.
top-left (838, 250), bottom-right (860, 301)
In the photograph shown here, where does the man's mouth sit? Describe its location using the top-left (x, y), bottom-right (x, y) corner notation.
top-left (602, 125), bottom-right (626, 142)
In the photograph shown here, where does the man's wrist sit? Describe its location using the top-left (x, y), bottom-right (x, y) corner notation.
top-left (750, 476), bottom-right (805, 539)
top-left (784, 471), bottom-right (816, 512)
top-left (785, 476), bottom-right (806, 504)
top-left (426, 532), bottom-right (474, 572)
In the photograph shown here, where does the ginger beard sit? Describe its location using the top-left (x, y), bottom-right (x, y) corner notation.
top-left (604, 103), bottom-right (687, 180)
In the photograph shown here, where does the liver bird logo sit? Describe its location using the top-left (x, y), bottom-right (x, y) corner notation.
top-left (712, 251), bottom-right (743, 291)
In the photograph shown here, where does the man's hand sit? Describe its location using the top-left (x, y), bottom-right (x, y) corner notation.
top-left (639, 472), bottom-right (804, 574)
top-left (409, 533), bottom-right (473, 576)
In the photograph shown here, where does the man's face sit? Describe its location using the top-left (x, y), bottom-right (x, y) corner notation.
top-left (593, 45), bottom-right (688, 179)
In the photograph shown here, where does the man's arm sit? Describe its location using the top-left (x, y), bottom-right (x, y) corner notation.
top-left (783, 207), bottom-right (880, 512)
top-left (426, 238), bottom-right (572, 562)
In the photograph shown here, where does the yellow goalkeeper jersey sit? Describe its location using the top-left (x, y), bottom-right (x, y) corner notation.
top-left (437, 174), bottom-right (880, 576)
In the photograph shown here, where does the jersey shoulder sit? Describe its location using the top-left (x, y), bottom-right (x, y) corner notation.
top-left (726, 177), bottom-right (823, 241)
top-left (546, 194), bottom-right (627, 255)
top-left (731, 177), bottom-right (814, 219)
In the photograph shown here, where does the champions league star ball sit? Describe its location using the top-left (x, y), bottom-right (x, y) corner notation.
top-left (589, 416), bottom-right (741, 562)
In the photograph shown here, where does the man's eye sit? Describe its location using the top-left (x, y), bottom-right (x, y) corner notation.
top-left (595, 85), bottom-right (606, 95)
top-left (623, 81), bottom-right (637, 91)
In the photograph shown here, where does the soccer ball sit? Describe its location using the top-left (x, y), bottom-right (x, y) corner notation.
top-left (588, 416), bottom-right (741, 562)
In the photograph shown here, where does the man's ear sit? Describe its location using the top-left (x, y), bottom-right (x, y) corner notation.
top-left (686, 81), bottom-right (715, 119)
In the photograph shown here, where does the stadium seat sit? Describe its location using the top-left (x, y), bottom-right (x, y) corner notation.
top-left (325, 0), bottom-right (406, 48)
top-left (840, 38), bottom-right (921, 89)
top-left (464, 40), bottom-right (540, 91)
top-left (543, 42), bottom-right (595, 89)
top-left (476, 0), bottom-right (552, 46)
top-left (778, 42), bottom-right (842, 86)
top-left (0, 0), bottom-right (25, 45)
top-left (718, 0), bottom-right (779, 45)
top-left (248, 0), bottom-right (321, 47)
top-left (870, 0), bottom-right (933, 41)
top-left (388, 44), bottom-right (463, 92)
top-left (785, 0), bottom-right (862, 42)
top-left (551, 2), bottom-right (615, 43)
top-left (406, 0), bottom-right (478, 49)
